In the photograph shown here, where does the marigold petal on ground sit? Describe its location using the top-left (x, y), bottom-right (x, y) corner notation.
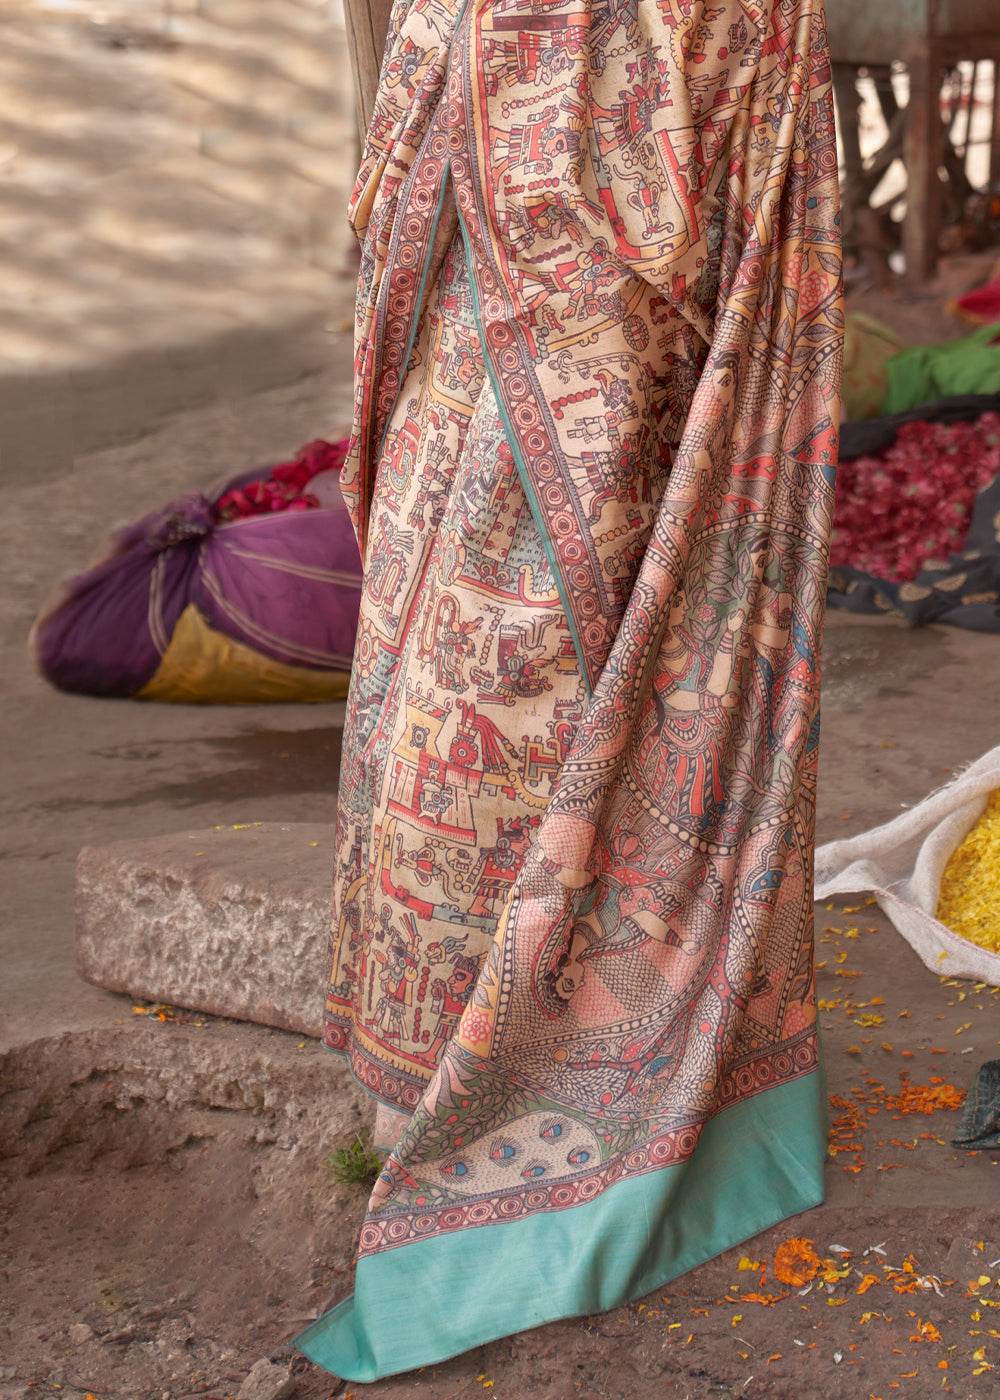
top-left (773, 1238), bottom-right (822, 1286)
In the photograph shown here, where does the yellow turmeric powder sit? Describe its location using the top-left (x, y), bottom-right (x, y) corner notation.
top-left (936, 789), bottom-right (1000, 954)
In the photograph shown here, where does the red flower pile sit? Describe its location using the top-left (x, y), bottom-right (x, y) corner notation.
top-left (830, 413), bottom-right (1000, 582)
top-left (214, 438), bottom-right (349, 523)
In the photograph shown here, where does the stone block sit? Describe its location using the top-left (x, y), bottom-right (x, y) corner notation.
top-left (236, 1359), bottom-right (298, 1400)
top-left (76, 822), bottom-right (331, 1036)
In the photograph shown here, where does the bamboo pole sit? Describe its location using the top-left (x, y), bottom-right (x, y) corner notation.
top-left (342, 0), bottom-right (395, 139)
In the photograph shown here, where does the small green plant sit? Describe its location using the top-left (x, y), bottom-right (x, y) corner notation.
top-left (324, 1129), bottom-right (384, 1187)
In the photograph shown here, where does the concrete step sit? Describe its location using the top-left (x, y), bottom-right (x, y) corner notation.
top-left (76, 821), bottom-right (332, 1037)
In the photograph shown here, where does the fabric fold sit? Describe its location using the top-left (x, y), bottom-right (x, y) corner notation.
top-left (304, 0), bottom-right (842, 1378)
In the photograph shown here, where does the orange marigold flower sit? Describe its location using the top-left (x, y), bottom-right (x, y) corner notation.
top-left (773, 1237), bottom-right (822, 1286)
top-left (911, 1319), bottom-right (943, 1343)
top-left (894, 1082), bottom-right (965, 1115)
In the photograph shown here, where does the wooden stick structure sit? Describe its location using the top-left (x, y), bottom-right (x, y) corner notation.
top-left (342, 0), bottom-right (395, 139)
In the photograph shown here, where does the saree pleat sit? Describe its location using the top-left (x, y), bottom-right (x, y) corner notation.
top-left (300, 0), bottom-right (842, 1378)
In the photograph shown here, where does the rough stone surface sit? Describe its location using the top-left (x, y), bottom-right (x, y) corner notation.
top-left (75, 823), bottom-right (332, 1036)
top-left (0, 1020), bottom-right (365, 1180)
top-left (237, 1358), bottom-right (299, 1400)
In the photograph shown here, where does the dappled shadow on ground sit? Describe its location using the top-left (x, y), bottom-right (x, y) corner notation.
top-left (0, 0), bottom-right (356, 371)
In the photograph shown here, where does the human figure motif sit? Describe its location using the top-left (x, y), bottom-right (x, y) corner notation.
top-left (420, 953), bottom-right (482, 1064)
top-left (744, 556), bottom-right (815, 793)
top-left (366, 512), bottom-right (413, 616)
top-left (421, 594), bottom-right (483, 691)
top-left (549, 924), bottom-right (591, 1001)
top-left (657, 590), bottom-right (742, 711)
top-left (373, 918), bottom-right (420, 1046)
top-left (496, 620), bottom-right (556, 699)
top-left (564, 240), bottom-right (625, 322)
top-left (583, 430), bottom-right (646, 523)
top-left (533, 920), bottom-right (596, 1017)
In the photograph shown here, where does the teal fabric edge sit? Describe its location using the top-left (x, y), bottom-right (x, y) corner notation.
top-left (455, 212), bottom-right (591, 695)
top-left (296, 1065), bottom-right (827, 1382)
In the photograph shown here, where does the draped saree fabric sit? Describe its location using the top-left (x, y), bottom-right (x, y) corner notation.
top-left (299, 0), bottom-right (842, 1379)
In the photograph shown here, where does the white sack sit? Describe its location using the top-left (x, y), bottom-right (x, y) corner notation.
top-left (814, 744), bottom-right (1000, 983)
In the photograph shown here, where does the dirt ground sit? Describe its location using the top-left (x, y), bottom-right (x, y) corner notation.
top-left (2, 962), bottom-right (998, 1400)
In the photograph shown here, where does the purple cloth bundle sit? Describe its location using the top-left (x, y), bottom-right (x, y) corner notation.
top-left (32, 444), bottom-right (363, 698)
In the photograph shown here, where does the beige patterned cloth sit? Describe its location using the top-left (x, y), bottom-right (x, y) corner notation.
top-left (302, 0), bottom-right (843, 1379)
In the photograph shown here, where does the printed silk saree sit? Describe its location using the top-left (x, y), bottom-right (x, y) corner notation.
top-left (299, 0), bottom-right (842, 1379)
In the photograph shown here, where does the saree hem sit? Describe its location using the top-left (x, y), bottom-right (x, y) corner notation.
top-left (321, 1036), bottom-right (433, 1118)
top-left (296, 1065), bottom-right (827, 1382)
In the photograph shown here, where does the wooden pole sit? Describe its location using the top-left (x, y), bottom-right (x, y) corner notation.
top-left (902, 44), bottom-right (942, 285)
top-left (342, 0), bottom-right (395, 140)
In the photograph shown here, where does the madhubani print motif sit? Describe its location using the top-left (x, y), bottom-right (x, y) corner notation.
top-left (325, 237), bottom-right (589, 1121)
top-left (329, 0), bottom-right (842, 1254)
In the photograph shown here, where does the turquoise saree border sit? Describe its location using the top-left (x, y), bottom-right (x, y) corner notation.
top-left (456, 213), bottom-right (591, 694)
top-left (296, 1066), bottom-right (827, 1382)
